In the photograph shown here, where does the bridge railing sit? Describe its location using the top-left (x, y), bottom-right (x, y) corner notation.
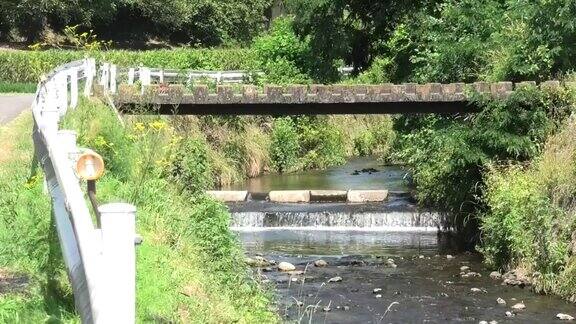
top-left (32, 58), bottom-right (136, 323)
top-left (96, 64), bottom-right (354, 91)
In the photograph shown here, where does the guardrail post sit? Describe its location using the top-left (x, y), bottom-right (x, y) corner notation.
top-left (109, 64), bottom-right (117, 94)
top-left (139, 67), bottom-right (151, 94)
top-left (128, 68), bottom-right (135, 84)
top-left (84, 59), bottom-right (95, 97)
top-left (98, 203), bottom-right (136, 323)
top-left (99, 63), bottom-right (110, 91)
top-left (69, 68), bottom-right (79, 109)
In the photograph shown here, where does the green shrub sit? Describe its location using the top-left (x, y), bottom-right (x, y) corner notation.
top-left (297, 116), bottom-right (346, 169)
top-left (170, 137), bottom-right (213, 194)
top-left (395, 85), bottom-right (573, 240)
top-left (61, 98), bottom-right (134, 180)
top-left (270, 117), bottom-right (299, 173)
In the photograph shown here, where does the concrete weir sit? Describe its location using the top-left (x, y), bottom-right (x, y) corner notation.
top-left (206, 189), bottom-right (391, 203)
top-left (347, 190), bottom-right (388, 203)
top-left (206, 191), bottom-right (248, 202)
top-left (310, 190), bottom-right (348, 202)
top-left (269, 190), bottom-right (311, 203)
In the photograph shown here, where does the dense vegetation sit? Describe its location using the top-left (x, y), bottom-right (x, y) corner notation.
top-left (0, 0), bottom-right (271, 47)
top-left (0, 99), bottom-right (280, 322)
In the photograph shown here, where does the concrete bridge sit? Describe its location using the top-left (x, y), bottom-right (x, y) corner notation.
top-left (111, 80), bottom-right (565, 115)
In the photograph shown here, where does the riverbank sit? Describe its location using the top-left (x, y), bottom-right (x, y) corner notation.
top-left (0, 100), bottom-right (278, 322)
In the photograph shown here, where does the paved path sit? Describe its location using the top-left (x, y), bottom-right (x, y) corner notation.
top-left (0, 95), bottom-right (34, 125)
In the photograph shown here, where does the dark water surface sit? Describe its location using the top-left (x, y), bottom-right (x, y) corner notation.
top-left (236, 230), bottom-right (576, 323)
top-left (224, 157), bottom-right (409, 192)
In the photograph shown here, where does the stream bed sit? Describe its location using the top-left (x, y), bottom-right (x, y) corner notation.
top-left (237, 230), bottom-right (576, 323)
top-left (228, 158), bottom-right (576, 323)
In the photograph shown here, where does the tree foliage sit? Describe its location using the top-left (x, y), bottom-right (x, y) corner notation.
top-left (0, 0), bottom-right (272, 46)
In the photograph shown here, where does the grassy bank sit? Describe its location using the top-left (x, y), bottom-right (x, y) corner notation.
top-left (0, 96), bottom-right (393, 321)
top-left (0, 100), bottom-right (278, 322)
top-left (481, 115), bottom-right (576, 302)
top-left (393, 82), bottom-right (576, 300)
top-left (0, 112), bottom-right (77, 322)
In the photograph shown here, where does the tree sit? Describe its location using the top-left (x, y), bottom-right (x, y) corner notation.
top-left (285, 0), bottom-right (432, 78)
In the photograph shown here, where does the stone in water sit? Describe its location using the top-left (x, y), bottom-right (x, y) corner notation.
top-left (511, 302), bottom-right (526, 310)
top-left (328, 276), bottom-right (342, 283)
top-left (557, 313), bottom-right (574, 321)
top-left (314, 259), bottom-right (328, 267)
top-left (278, 262), bottom-right (296, 272)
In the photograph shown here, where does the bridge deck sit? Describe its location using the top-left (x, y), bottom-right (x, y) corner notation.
top-left (112, 81), bottom-right (563, 115)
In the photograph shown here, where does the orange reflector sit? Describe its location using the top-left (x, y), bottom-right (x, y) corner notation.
top-left (76, 150), bottom-right (105, 180)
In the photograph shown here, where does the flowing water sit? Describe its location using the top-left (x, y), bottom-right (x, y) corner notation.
top-left (227, 158), bottom-right (576, 323)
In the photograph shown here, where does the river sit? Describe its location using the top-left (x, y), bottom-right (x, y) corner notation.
top-left (226, 158), bottom-right (576, 323)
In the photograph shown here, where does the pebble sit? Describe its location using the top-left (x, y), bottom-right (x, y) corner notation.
top-left (291, 277), bottom-right (299, 282)
top-left (314, 259), bottom-right (328, 267)
top-left (460, 266), bottom-right (470, 272)
top-left (343, 306), bottom-right (350, 311)
top-left (375, 294), bottom-right (382, 298)
top-left (328, 276), bottom-right (342, 283)
top-left (505, 311), bottom-right (515, 317)
top-left (557, 313), bottom-right (575, 321)
top-left (496, 297), bottom-right (506, 305)
top-left (278, 262), bottom-right (296, 271)
top-left (511, 302), bottom-right (526, 310)
top-left (373, 288), bottom-right (383, 293)
top-left (489, 271), bottom-right (502, 280)
top-left (447, 255), bottom-right (455, 260)
top-left (461, 272), bottom-right (482, 278)
top-left (471, 288), bottom-right (486, 293)
top-left (419, 255), bottom-right (425, 259)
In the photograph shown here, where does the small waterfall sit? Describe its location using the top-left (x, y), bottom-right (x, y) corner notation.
top-left (230, 211), bottom-right (439, 231)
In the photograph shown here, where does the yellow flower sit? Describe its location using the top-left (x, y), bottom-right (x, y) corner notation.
top-left (149, 120), bottom-right (167, 131)
top-left (133, 122), bottom-right (145, 132)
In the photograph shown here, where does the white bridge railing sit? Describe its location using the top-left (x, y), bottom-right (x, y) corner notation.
top-left (32, 58), bottom-right (136, 323)
top-left (97, 64), bottom-right (354, 92)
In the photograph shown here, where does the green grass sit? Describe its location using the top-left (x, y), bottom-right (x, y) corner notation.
top-left (0, 112), bottom-right (79, 322)
top-left (60, 98), bottom-right (278, 323)
top-left (0, 99), bottom-right (278, 322)
top-left (0, 82), bottom-right (36, 94)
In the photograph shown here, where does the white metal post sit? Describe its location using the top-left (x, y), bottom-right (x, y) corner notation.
top-left (98, 203), bottom-right (137, 323)
top-left (110, 64), bottom-right (117, 94)
top-left (84, 59), bottom-right (94, 97)
top-left (139, 67), bottom-right (151, 94)
top-left (100, 63), bottom-right (110, 90)
top-left (69, 68), bottom-right (79, 109)
top-left (128, 68), bottom-right (135, 85)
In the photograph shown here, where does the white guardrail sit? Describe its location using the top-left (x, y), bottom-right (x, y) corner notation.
top-left (97, 65), bottom-right (354, 91)
top-left (32, 58), bottom-right (136, 323)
